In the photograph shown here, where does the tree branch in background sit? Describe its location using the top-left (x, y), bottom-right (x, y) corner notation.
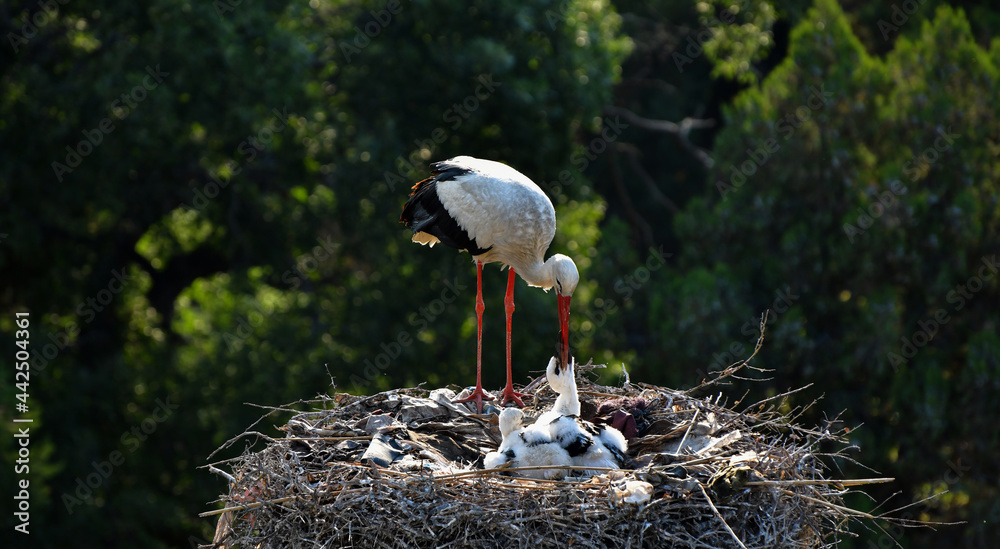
top-left (616, 142), bottom-right (681, 215)
top-left (608, 146), bottom-right (655, 250)
top-left (604, 105), bottom-right (716, 169)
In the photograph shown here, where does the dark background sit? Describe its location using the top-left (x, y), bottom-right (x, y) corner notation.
top-left (1, 0), bottom-right (997, 546)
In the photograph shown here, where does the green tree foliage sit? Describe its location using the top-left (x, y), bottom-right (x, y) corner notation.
top-left (3, 1), bottom-right (320, 545)
top-left (562, 0), bottom-right (780, 376)
top-left (651, 1), bottom-right (998, 545)
top-left (700, 0), bottom-right (778, 84)
top-left (1, 1), bottom-right (629, 546)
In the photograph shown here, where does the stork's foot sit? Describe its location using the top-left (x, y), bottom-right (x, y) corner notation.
top-left (454, 386), bottom-right (495, 414)
top-left (498, 385), bottom-right (527, 408)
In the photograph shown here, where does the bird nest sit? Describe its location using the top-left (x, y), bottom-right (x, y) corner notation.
top-left (201, 333), bottom-right (893, 548)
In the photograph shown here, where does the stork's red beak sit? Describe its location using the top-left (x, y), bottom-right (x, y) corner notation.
top-left (557, 293), bottom-right (572, 368)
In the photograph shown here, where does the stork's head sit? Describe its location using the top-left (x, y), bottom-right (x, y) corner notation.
top-left (550, 254), bottom-right (579, 298)
top-left (545, 355), bottom-right (577, 396)
top-left (546, 355), bottom-right (581, 416)
top-left (549, 254), bottom-right (578, 368)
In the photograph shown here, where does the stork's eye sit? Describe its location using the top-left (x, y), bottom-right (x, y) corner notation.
top-left (556, 280), bottom-right (563, 293)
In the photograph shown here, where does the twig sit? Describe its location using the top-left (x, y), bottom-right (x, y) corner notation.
top-left (206, 431), bottom-right (277, 461)
top-left (435, 465), bottom-right (625, 482)
top-left (673, 408), bottom-right (700, 455)
top-left (199, 495), bottom-right (299, 518)
top-left (778, 488), bottom-right (885, 520)
top-left (741, 384), bottom-right (814, 414)
top-left (278, 436), bottom-right (372, 442)
top-left (746, 478), bottom-right (894, 487)
top-left (870, 490), bottom-right (965, 523)
top-left (698, 483), bottom-right (748, 549)
top-left (686, 311), bottom-right (769, 394)
top-left (207, 465), bottom-right (237, 485)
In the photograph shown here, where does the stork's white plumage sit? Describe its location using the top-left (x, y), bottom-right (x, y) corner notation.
top-left (539, 356), bottom-right (628, 475)
top-left (485, 357), bottom-right (628, 479)
top-left (538, 356), bottom-right (582, 422)
top-left (400, 156), bottom-right (580, 412)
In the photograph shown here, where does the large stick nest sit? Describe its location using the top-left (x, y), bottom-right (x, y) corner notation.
top-left (202, 332), bottom-right (891, 548)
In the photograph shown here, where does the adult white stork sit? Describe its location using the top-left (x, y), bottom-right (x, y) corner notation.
top-left (399, 156), bottom-right (579, 412)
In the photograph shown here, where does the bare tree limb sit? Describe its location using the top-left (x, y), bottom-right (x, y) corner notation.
top-left (608, 146), bottom-right (655, 249)
top-left (604, 105), bottom-right (716, 168)
top-left (617, 143), bottom-right (681, 215)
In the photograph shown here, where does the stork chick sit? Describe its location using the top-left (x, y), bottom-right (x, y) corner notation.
top-left (484, 407), bottom-right (573, 480)
top-left (485, 357), bottom-right (628, 479)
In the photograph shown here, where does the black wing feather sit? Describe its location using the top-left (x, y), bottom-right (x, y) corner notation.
top-left (547, 415), bottom-right (595, 457)
top-left (563, 433), bottom-right (594, 458)
top-left (399, 165), bottom-right (492, 256)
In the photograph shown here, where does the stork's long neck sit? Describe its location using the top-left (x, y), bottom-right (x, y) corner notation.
top-left (515, 256), bottom-right (556, 290)
top-left (553, 366), bottom-right (581, 416)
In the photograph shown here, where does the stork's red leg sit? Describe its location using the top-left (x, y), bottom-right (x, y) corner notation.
top-left (500, 267), bottom-right (526, 407)
top-left (454, 260), bottom-right (493, 413)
